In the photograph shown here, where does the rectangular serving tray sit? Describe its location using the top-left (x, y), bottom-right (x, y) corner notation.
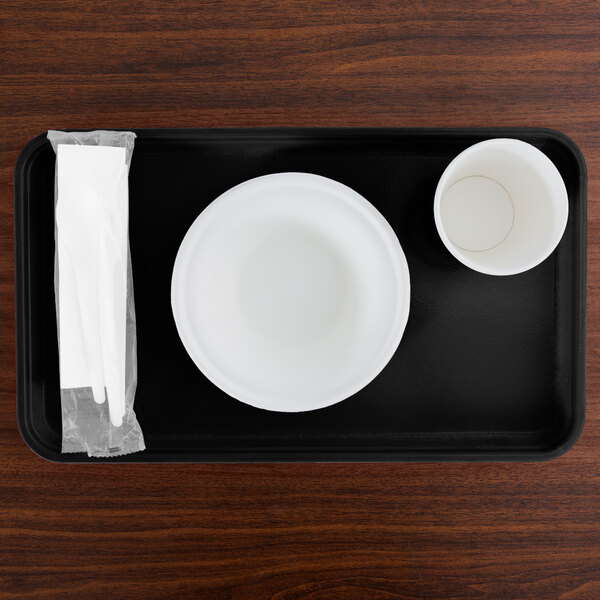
top-left (15, 128), bottom-right (586, 462)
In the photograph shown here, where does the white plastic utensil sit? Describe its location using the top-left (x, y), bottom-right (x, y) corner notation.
top-left (97, 166), bottom-right (129, 428)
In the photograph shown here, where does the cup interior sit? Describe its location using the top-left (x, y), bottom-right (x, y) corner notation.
top-left (434, 139), bottom-right (568, 275)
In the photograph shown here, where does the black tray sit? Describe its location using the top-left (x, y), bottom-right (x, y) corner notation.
top-left (15, 128), bottom-right (586, 462)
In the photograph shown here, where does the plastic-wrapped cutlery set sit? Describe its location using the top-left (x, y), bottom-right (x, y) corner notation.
top-left (48, 131), bottom-right (144, 456)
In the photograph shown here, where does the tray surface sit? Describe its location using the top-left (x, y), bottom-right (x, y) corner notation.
top-left (15, 128), bottom-right (586, 462)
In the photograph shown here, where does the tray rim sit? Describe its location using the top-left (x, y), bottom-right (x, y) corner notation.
top-left (14, 127), bottom-right (587, 463)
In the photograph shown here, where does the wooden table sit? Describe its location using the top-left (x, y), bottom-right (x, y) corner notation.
top-left (1, 1), bottom-right (599, 598)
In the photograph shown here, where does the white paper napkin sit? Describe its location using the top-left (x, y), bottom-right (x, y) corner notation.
top-left (56, 144), bottom-right (128, 427)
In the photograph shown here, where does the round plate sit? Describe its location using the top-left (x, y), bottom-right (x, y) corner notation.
top-left (171, 173), bottom-right (410, 412)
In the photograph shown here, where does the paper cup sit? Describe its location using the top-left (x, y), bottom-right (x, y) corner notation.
top-left (434, 138), bottom-right (568, 275)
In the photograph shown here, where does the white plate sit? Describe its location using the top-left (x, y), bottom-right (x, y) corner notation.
top-left (171, 173), bottom-right (410, 412)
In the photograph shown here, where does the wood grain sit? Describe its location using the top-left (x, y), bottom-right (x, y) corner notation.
top-left (1, 1), bottom-right (599, 598)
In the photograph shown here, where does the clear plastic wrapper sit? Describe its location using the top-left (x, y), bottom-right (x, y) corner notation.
top-left (48, 130), bottom-right (145, 457)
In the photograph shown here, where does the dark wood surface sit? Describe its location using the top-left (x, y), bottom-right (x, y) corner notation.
top-left (1, 1), bottom-right (599, 598)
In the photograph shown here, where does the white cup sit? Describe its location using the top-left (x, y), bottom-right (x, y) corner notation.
top-left (434, 138), bottom-right (568, 275)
